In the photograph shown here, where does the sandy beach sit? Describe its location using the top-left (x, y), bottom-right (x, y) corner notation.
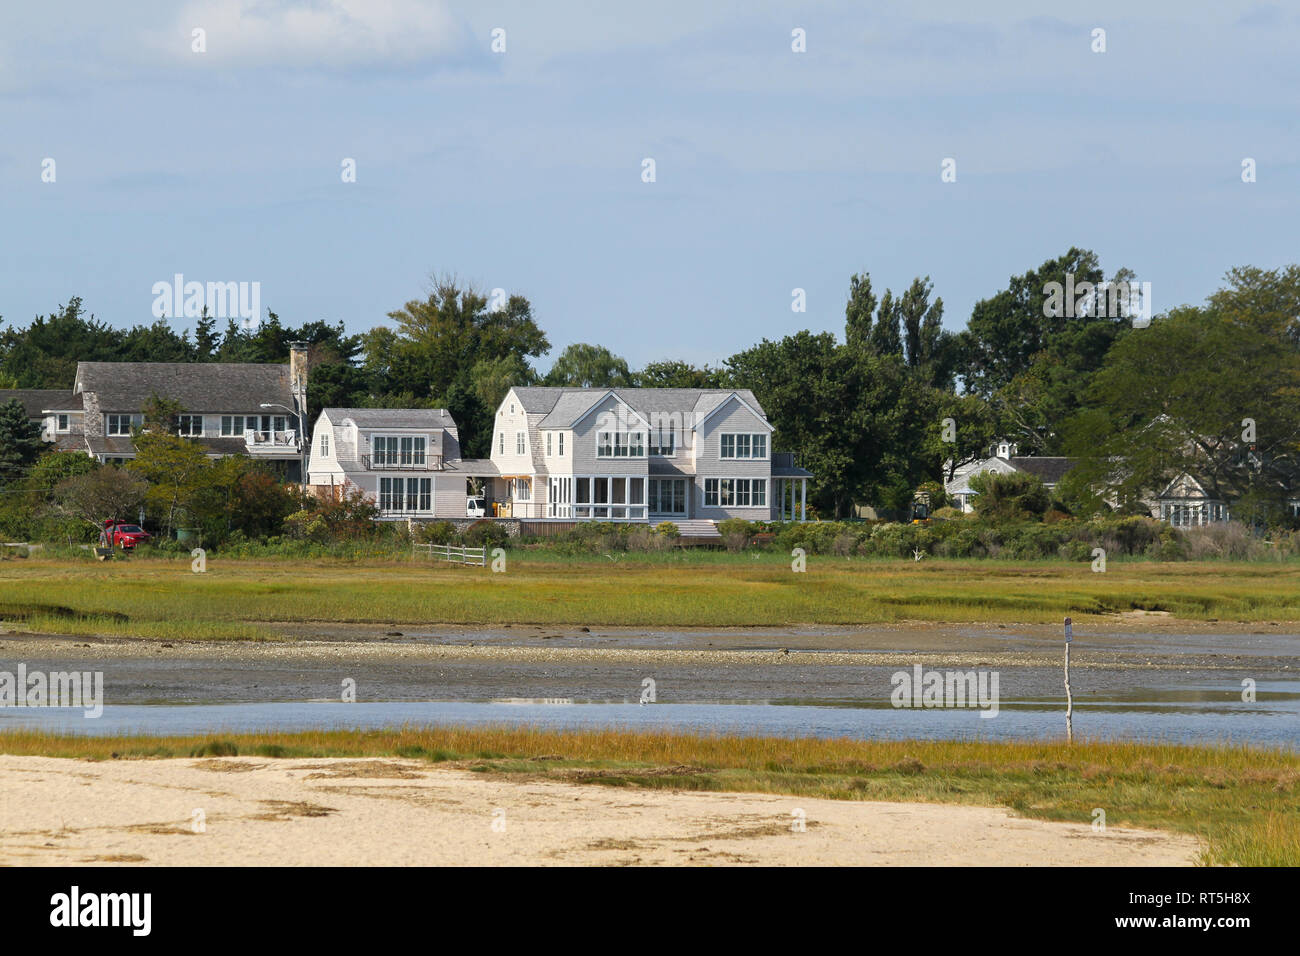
top-left (0, 755), bottom-right (1201, 866)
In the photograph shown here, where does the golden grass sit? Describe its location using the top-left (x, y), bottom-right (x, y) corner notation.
top-left (3, 726), bottom-right (1296, 865)
top-left (2, 555), bottom-right (1300, 639)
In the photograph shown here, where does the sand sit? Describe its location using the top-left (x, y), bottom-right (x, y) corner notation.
top-left (0, 755), bottom-right (1201, 866)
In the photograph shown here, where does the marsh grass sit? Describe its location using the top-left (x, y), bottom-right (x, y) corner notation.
top-left (3, 556), bottom-right (1300, 640)
top-left (2, 726), bottom-right (1296, 865)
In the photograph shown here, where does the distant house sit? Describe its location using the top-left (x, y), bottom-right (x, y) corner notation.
top-left (0, 389), bottom-right (85, 451)
top-left (484, 386), bottom-right (811, 524)
top-left (69, 345), bottom-right (309, 478)
top-left (945, 441), bottom-right (1076, 513)
top-left (306, 407), bottom-right (498, 520)
top-left (1154, 473), bottom-right (1231, 526)
top-left (307, 386), bottom-right (814, 527)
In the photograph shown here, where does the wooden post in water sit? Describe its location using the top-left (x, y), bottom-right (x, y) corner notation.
top-left (1063, 616), bottom-right (1074, 743)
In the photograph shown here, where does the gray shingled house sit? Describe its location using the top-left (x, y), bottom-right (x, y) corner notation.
top-left (67, 344), bottom-right (309, 478)
top-left (306, 407), bottom-right (497, 518)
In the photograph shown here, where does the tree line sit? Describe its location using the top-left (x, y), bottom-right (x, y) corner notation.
top-left (3, 253), bottom-right (1299, 522)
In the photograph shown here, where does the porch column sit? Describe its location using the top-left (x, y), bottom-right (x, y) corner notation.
top-left (800, 479), bottom-right (806, 522)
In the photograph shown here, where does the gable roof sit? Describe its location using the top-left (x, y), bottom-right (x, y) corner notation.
top-left (0, 389), bottom-right (82, 417)
top-left (326, 408), bottom-right (456, 430)
top-left (1007, 456), bottom-right (1075, 485)
top-left (74, 362), bottom-right (292, 413)
top-left (519, 387), bottom-right (767, 429)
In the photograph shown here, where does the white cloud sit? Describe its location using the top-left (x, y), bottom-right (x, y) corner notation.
top-left (151, 0), bottom-right (469, 69)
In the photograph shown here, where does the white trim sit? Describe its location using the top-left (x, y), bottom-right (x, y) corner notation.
top-left (568, 390), bottom-right (652, 430)
top-left (702, 476), bottom-right (768, 508)
top-left (718, 431), bottom-right (768, 460)
top-left (694, 392), bottom-right (771, 432)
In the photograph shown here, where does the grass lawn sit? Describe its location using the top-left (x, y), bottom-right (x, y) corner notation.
top-left (2, 554), bottom-right (1300, 640)
top-left (3, 726), bottom-right (1296, 866)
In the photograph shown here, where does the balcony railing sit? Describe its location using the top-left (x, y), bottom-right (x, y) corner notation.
top-left (361, 454), bottom-right (444, 471)
top-left (243, 429), bottom-right (297, 447)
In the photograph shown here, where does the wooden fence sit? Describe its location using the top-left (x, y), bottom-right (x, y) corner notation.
top-left (413, 543), bottom-right (487, 567)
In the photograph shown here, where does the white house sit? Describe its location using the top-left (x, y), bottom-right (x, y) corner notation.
top-left (944, 441), bottom-right (1075, 513)
top-left (306, 407), bottom-right (499, 520)
top-left (306, 387), bottom-right (813, 526)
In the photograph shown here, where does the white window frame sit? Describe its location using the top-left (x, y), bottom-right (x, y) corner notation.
top-left (106, 414), bottom-right (140, 436)
top-left (378, 476), bottom-right (432, 513)
top-left (558, 432), bottom-right (565, 456)
top-left (648, 478), bottom-right (687, 515)
top-left (320, 432), bottom-right (330, 456)
top-left (545, 432), bottom-right (552, 456)
top-left (177, 414), bottom-right (204, 437)
top-left (572, 475), bottom-right (647, 520)
top-left (703, 477), bottom-right (767, 508)
top-left (373, 435), bottom-right (427, 467)
top-left (55, 414), bottom-right (70, 432)
top-left (516, 431), bottom-right (526, 455)
top-left (498, 432), bottom-right (504, 454)
top-left (720, 432), bottom-right (768, 460)
top-left (548, 476), bottom-right (572, 518)
top-left (221, 415), bottom-right (246, 436)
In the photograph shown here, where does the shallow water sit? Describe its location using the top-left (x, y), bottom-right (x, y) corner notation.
top-left (3, 679), bottom-right (1296, 747)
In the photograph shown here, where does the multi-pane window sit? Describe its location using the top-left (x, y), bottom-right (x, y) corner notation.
top-left (498, 432), bottom-right (504, 454)
top-left (320, 432), bottom-right (330, 456)
top-left (373, 436), bottom-right (426, 467)
top-left (513, 478), bottom-right (531, 502)
top-left (516, 432), bottom-right (526, 455)
top-left (704, 478), bottom-right (767, 508)
top-left (378, 477), bottom-right (431, 512)
top-left (177, 415), bottom-right (203, 436)
top-left (572, 475), bottom-right (647, 519)
top-left (720, 433), bottom-right (768, 459)
top-left (596, 431), bottom-right (645, 458)
top-left (558, 433), bottom-right (564, 456)
top-left (106, 414), bottom-right (141, 436)
top-left (545, 433), bottom-right (552, 456)
top-left (648, 478), bottom-right (686, 514)
top-left (221, 416), bottom-right (245, 436)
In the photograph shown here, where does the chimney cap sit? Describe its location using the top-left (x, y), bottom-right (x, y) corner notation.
top-left (288, 340), bottom-right (309, 349)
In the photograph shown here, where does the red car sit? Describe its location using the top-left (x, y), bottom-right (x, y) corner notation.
top-left (101, 520), bottom-right (152, 549)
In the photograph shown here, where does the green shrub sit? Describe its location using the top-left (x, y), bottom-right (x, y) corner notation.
top-left (716, 518), bottom-right (755, 551)
top-left (464, 521), bottom-right (509, 548)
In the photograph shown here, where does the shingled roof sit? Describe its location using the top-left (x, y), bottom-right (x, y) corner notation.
top-left (513, 387), bottom-right (767, 429)
top-left (327, 408), bottom-right (457, 429)
top-left (1009, 456), bottom-right (1075, 485)
top-left (0, 389), bottom-right (82, 417)
top-left (74, 362), bottom-right (292, 413)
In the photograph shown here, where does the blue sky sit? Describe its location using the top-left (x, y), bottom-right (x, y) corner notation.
top-left (2, 1), bottom-right (1297, 371)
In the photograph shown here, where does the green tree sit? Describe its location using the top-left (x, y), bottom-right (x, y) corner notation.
top-left (1063, 274), bottom-right (1300, 514)
top-left (52, 465), bottom-right (147, 536)
top-left (0, 399), bottom-right (44, 482)
top-left (128, 431), bottom-right (213, 536)
top-left (545, 343), bottom-right (632, 387)
top-left (968, 470), bottom-right (1050, 521)
top-left (635, 360), bottom-right (720, 388)
top-left (373, 280), bottom-right (549, 457)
